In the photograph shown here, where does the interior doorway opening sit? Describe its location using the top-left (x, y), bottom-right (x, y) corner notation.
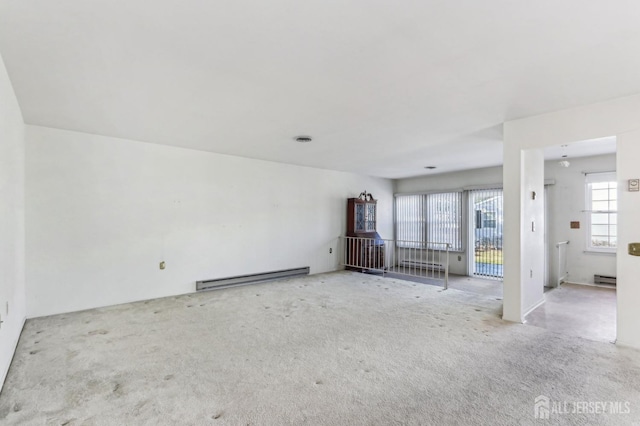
top-left (525, 137), bottom-right (617, 343)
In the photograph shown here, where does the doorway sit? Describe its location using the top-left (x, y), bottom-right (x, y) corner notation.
top-left (470, 189), bottom-right (504, 279)
top-left (525, 138), bottom-right (617, 343)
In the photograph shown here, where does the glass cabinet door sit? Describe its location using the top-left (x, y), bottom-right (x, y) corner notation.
top-left (365, 203), bottom-right (376, 231)
top-left (355, 203), bottom-right (365, 231)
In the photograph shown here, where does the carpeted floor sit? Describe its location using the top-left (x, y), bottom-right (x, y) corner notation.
top-left (526, 283), bottom-right (616, 343)
top-left (1, 271), bottom-right (639, 425)
top-left (385, 273), bottom-right (504, 298)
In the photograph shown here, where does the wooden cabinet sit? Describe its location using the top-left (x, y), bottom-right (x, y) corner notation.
top-left (347, 198), bottom-right (377, 234)
top-left (346, 196), bottom-right (385, 271)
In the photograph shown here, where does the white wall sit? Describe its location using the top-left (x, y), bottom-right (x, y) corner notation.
top-left (616, 131), bottom-right (640, 349)
top-left (0, 54), bottom-right (26, 391)
top-left (503, 93), bottom-right (640, 348)
top-left (395, 166), bottom-right (503, 275)
top-left (545, 154), bottom-right (617, 286)
top-left (521, 149), bottom-right (545, 316)
top-left (25, 126), bottom-right (393, 318)
top-left (395, 166), bottom-right (503, 194)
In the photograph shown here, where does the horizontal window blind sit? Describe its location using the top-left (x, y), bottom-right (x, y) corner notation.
top-left (395, 192), bottom-right (462, 250)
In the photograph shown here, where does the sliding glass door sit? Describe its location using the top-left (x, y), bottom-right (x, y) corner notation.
top-left (470, 189), bottom-right (503, 279)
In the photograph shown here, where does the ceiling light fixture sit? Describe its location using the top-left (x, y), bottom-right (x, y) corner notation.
top-left (558, 145), bottom-right (570, 167)
top-left (425, 166), bottom-right (437, 170)
top-left (294, 136), bottom-right (312, 143)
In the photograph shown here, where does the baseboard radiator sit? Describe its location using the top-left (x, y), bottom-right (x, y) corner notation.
top-left (594, 274), bottom-right (616, 286)
top-left (398, 260), bottom-right (444, 271)
top-left (196, 267), bottom-right (310, 291)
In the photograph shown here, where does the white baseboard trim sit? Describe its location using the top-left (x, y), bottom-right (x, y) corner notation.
top-left (523, 297), bottom-right (546, 319)
top-left (0, 316), bottom-right (27, 395)
top-left (614, 338), bottom-right (640, 350)
top-left (563, 281), bottom-right (616, 290)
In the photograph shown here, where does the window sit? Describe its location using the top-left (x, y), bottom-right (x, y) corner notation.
top-left (395, 192), bottom-right (462, 250)
top-left (475, 210), bottom-right (497, 229)
top-left (585, 172), bottom-right (617, 252)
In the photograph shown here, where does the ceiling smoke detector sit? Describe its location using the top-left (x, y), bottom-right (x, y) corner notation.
top-left (294, 136), bottom-right (313, 143)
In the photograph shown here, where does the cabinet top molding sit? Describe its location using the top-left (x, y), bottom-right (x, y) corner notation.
top-left (358, 191), bottom-right (375, 201)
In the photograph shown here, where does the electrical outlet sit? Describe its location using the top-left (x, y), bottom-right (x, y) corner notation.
top-left (159, 261), bottom-right (166, 270)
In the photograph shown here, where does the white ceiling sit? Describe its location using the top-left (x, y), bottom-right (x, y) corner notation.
top-left (544, 136), bottom-right (617, 161)
top-left (0, 1), bottom-right (638, 179)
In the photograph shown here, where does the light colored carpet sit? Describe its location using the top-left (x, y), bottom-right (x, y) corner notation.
top-left (1, 271), bottom-right (639, 425)
top-left (383, 272), bottom-right (504, 299)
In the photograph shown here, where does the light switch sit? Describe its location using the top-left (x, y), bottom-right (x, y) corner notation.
top-left (629, 243), bottom-right (640, 256)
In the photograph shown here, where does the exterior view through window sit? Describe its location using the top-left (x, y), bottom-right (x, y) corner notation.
top-left (586, 172), bottom-right (617, 252)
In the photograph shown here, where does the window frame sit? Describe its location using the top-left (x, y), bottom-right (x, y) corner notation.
top-left (394, 191), bottom-right (463, 251)
top-left (585, 172), bottom-right (617, 254)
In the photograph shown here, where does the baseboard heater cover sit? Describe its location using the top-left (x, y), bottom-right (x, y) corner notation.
top-left (196, 267), bottom-right (310, 291)
top-left (594, 274), bottom-right (616, 286)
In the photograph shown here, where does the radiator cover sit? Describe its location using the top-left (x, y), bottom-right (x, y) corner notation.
top-left (196, 267), bottom-right (310, 291)
top-left (594, 274), bottom-right (616, 285)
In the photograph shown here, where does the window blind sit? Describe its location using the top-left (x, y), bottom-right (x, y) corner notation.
top-left (395, 192), bottom-right (462, 250)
